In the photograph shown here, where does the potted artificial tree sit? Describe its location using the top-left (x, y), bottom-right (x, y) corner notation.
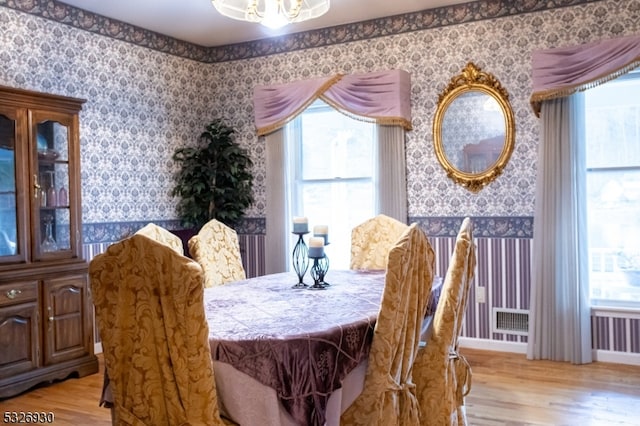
top-left (171, 119), bottom-right (254, 250)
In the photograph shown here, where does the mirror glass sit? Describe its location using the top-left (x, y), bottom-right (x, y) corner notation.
top-left (434, 63), bottom-right (515, 192)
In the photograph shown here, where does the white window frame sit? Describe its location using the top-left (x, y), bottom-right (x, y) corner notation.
top-left (586, 69), bottom-right (640, 310)
top-left (284, 100), bottom-right (378, 269)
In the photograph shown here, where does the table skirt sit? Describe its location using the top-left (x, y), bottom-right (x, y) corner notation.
top-left (213, 359), bottom-right (367, 426)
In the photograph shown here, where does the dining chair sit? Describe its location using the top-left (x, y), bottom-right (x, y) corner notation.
top-left (413, 217), bottom-right (476, 426)
top-left (341, 223), bottom-right (436, 426)
top-left (350, 214), bottom-right (409, 270)
top-left (89, 234), bottom-right (231, 426)
top-left (188, 219), bottom-right (246, 287)
top-left (134, 222), bottom-right (184, 255)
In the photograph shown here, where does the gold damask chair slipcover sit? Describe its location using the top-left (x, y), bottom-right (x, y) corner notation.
top-left (413, 218), bottom-right (476, 426)
top-left (188, 219), bottom-right (246, 287)
top-left (89, 234), bottom-right (226, 426)
top-left (350, 214), bottom-right (409, 270)
top-left (341, 223), bottom-right (436, 426)
top-left (134, 222), bottom-right (184, 255)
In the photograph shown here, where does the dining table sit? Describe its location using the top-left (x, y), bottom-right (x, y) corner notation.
top-left (98, 268), bottom-right (442, 426)
top-left (204, 269), bottom-right (387, 426)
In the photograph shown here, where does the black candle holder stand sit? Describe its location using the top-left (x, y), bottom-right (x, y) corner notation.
top-left (309, 253), bottom-right (329, 290)
top-left (291, 232), bottom-right (309, 288)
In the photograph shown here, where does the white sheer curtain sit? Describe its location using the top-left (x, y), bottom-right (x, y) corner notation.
top-left (264, 129), bottom-right (290, 274)
top-left (527, 94), bottom-right (591, 364)
top-left (377, 124), bottom-right (408, 222)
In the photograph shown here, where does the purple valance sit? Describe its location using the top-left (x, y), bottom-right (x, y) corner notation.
top-left (530, 33), bottom-right (640, 116)
top-left (253, 69), bottom-right (412, 136)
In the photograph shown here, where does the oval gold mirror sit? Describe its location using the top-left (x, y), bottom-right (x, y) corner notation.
top-left (433, 62), bottom-right (515, 192)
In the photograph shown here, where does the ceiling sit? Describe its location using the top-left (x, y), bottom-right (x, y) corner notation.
top-left (56, 0), bottom-right (472, 47)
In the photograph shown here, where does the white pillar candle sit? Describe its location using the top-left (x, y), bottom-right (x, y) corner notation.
top-left (313, 225), bottom-right (329, 244)
top-left (313, 225), bottom-right (328, 234)
top-left (293, 216), bottom-right (309, 233)
top-left (308, 236), bottom-right (325, 257)
top-left (309, 237), bottom-right (324, 247)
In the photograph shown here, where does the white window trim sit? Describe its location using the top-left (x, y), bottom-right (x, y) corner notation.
top-left (586, 69), bottom-right (640, 311)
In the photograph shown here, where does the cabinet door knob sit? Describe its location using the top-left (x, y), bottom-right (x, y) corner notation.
top-left (6, 289), bottom-right (22, 299)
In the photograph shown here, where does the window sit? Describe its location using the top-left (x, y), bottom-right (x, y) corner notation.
top-left (286, 100), bottom-right (377, 269)
top-left (586, 70), bottom-right (640, 307)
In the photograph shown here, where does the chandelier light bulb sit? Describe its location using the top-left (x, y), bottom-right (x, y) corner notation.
top-left (212, 0), bottom-right (330, 29)
top-left (262, 1), bottom-right (289, 29)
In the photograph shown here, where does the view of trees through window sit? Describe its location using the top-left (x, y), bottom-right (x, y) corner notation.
top-left (586, 70), bottom-right (640, 307)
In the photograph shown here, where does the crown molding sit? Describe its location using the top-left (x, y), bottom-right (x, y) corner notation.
top-left (0, 0), bottom-right (604, 62)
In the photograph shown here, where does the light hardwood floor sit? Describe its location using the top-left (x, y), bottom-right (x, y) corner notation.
top-left (1, 349), bottom-right (639, 425)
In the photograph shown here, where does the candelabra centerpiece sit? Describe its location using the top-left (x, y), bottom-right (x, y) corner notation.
top-left (308, 236), bottom-right (329, 290)
top-left (292, 232), bottom-right (309, 288)
top-left (289, 217), bottom-right (331, 290)
top-left (291, 217), bottom-right (309, 288)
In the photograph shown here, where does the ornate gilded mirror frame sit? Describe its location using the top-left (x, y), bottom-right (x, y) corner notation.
top-left (433, 62), bottom-right (515, 192)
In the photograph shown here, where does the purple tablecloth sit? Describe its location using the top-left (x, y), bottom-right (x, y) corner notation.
top-left (204, 270), bottom-right (386, 426)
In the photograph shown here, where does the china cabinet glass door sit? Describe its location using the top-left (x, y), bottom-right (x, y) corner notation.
top-left (0, 107), bottom-right (25, 264)
top-left (31, 111), bottom-right (77, 261)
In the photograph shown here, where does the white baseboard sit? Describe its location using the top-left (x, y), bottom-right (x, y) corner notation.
top-left (459, 337), bottom-right (640, 366)
top-left (593, 349), bottom-right (640, 366)
top-left (95, 342), bottom-right (102, 354)
top-left (459, 337), bottom-right (527, 354)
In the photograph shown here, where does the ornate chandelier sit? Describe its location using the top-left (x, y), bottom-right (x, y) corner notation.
top-left (211, 0), bottom-right (330, 29)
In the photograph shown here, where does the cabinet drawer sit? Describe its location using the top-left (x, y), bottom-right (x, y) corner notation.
top-left (0, 281), bottom-right (38, 307)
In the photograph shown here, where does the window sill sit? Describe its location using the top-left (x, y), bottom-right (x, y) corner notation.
top-left (591, 303), bottom-right (640, 318)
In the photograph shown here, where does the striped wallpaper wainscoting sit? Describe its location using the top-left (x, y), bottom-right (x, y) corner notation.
top-left (82, 217), bottom-right (640, 362)
top-left (431, 233), bottom-right (640, 362)
top-left (237, 234), bottom-right (266, 278)
top-left (83, 242), bottom-right (113, 264)
top-left (592, 311), bottom-right (640, 354)
top-left (430, 236), bottom-right (532, 344)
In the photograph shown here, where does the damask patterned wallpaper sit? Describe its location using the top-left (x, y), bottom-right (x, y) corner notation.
top-left (0, 5), bottom-right (217, 230)
top-left (0, 0), bottom-right (638, 241)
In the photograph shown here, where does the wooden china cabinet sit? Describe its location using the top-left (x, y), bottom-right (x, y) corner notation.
top-left (0, 85), bottom-right (98, 399)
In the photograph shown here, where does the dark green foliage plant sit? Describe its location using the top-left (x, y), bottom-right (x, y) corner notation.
top-left (172, 119), bottom-right (254, 229)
